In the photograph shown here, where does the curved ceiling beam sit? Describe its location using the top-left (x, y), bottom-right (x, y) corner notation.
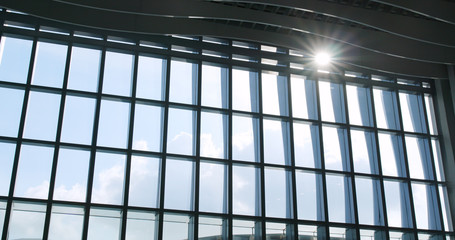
top-left (0, 0), bottom-right (448, 79)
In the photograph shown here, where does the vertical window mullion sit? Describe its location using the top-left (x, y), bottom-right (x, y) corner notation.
top-left (257, 69), bottom-right (265, 239)
top-left (227, 58), bottom-right (233, 240)
top-left (193, 59), bottom-right (202, 240)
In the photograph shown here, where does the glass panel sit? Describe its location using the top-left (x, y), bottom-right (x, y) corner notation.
top-left (399, 92), bottom-right (427, 133)
top-left (299, 225), bottom-right (325, 240)
top-left (389, 231), bottom-right (415, 240)
top-left (14, 144), bottom-right (53, 199)
top-left (48, 206), bottom-right (84, 240)
top-left (322, 126), bottom-right (350, 171)
top-left (136, 55), bottom-right (166, 100)
top-left (102, 51), bottom-right (133, 96)
top-left (373, 88), bottom-right (400, 130)
top-left (232, 115), bottom-right (260, 162)
top-left (360, 229), bottom-right (386, 240)
top-left (346, 85), bottom-right (373, 126)
top-left (384, 181), bottom-right (413, 228)
top-left (412, 183), bottom-right (440, 230)
top-left (319, 81), bottom-right (346, 123)
top-left (0, 201), bottom-right (5, 237)
top-left (128, 155), bottom-right (160, 208)
top-left (233, 219), bottom-right (258, 239)
top-left (97, 99), bottom-right (130, 149)
top-left (265, 168), bottom-right (291, 218)
top-left (91, 152), bottom-right (126, 205)
top-left (132, 104), bottom-right (163, 152)
top-left (351, 129), bottom-right (378, 174)
top-left (0, 87), bottom-right (24, 137)
top-left (126, 211), bottom-right (156, 240)
top-left (0, 36), bottom-right (33, 83)
top-left (0, 142), bottom-right (15, 196)
top-left (378, 132), bottom-right (406, 177)
top-left (60, 95), bottom-right (96, 145)
top-left (296, 171), bottom-right (324, 221)
top-left (8, 202), bottom-right (46, 240)
top-left (405, 136), bottom-right (433, 180)
top-left (263, 119), bottom-right (290, 165)
top-left (293, 122), bottom-right (320, 168)
top-left (169, 59), bottom-right (198, 104)
top-left (355, 177), bottom-right (384, 226)
top-left (330, 227), bottom-right (357, 240)
top-left (425, 94), bottom-right (438, 135)
top-left (232, 68), bottom-right (259, 112)
top-left (200, 112), bottom-right (228, 159)
top-left (164, 158), bottom-right (194, 211)
top-left (166, 108), bottom-right (196, 156)
top-left (199, 162), bottom-right (227, 213)
top-left (199, 217), bottom-right (224, 239)
top-left (432, 139), bottom-right (445, 181)
top-left (233, 165), bottom-right (260, 216)
top-left (67, 46), bottom-right (101, 92)
top-left (162, 214), bottom-right (190, 240)
top-left (262, 72), bottom-right (288, 116)
top-left (326, 174), bottom-right (354, 223)
top-left (23, 91), bottom-right (61, 141)
top-left (53, 148), bottom-right (90, 202)
top-left (266, 222), bottom-right (288, 239)
top-left (31, 41), bottom-right (67, 88)
top-left (87, 208), bottom-right (121, 240)
top-left (201, 64), bottom-right (228, 108)
top-left (290, 75), bottom-right (318, 120)
top-left (439, 186), bottom-right (453, 231)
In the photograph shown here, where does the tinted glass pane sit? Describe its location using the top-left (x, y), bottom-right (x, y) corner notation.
top-left (91, 152), bottom-right (126, 205)
top-left (296, 171), bottom-right (324, 221)
top-left (266, 222), bottom-right (288, 239)
top-left (399, 92), bottom-right (427, 133)
top-left (355, 177), bottom-right (384, 225)
top-left (265, 168), bottom-right (290, 218)
top-left (405, 136), bottom-right (433, 180)
top-left (166, 108), bottom-right (196, 156)
top-left (102, 51), bottom-right (133, 96)
top-left (67, 46), bottom-right (100, 92)
top-left (351, 129), bottom-right (378, 174)
top-left (8, 202), bottom-right (46, 240)
top-left (199, 217), bottom-right (224, 239)
top-left (232, 115), bottom-right (259, 162)
top-left (233, 165), bottom-right (260, 216)
top-left (60, 95), bottom-right (96, 145)
top-left (412, 183), bottom-right (440, 230)
top-left (32, 41), bottom-right (67, 88)
top-left (232, 69), bottom-right (258, 112)
top-left (0, 202), bottom-right (4, 237)
top-left (136, 55), bottom-right (166, 100)
top-left (373, 88), bottom-right (400, 130)
top-left (346, 85), bottom-right (373, 126)
top-left (326, 174), bottom-right (354, 223)
top-left (0, 142), bottom-right (15, 196)
top-left (323, 126), bottom-right (350, 171)
top-left (432, 140), bottom-right (445, 181)
top-left (23, 91), bottom-right (61, 141)
top-left (293, 122), bottom-right (320, 168)
top-left (48, 206), bottom-right (84, 240)
top-left (425, 94), bottom-right (438, 135)
top-left (132, 104), bottom-right (163, 152)
top-left (319, 81), bottom-right (346, 123)
top-left (439, 186), bottom-right (453, 231)
top-left (97, 99), bottom-right (130, 149)
top-left (0, 36), bottom-right (33, 83)
top-left (126, 211), bottom-right (156, 240)
top-left (0, 87), bottom-right (24, 137)
top-left (263, 119), bottom-right (290, 165)
top-left (164, 158), bottom-right (194, 211)
top-left (233, 220), bottom-right (257, 239)
top-left (162, 214), bottom-right (190, 240)
top-left (128, 155), bottom-right (160, 208)
top-left (384, 181), bottom-right (413, 228)
top-left (200, 112), bottom-right (228, 159)
top-left (169, 60), bottom-right (198, 104)
top-left (87, 208), bottom-right (121, 240)
top-left (262, 72), bottom-right (288, 116)
top-left (199, 162), bottom-right (227, 213)
top-left (201, 64), bottom-right (228, 108)
top-left (290, 75), bottom-right (318, 120)
top-left (378, 132), bottom-right (406, 177)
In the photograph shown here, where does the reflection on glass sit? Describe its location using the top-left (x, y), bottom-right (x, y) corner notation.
top-left (389, 231), bottom-right (415, 240)
top-left (293, 122), bottom-right (320, 168)
top-left (8, 202), bottom-right (46, 240)
top-left (266, 222), bottom-right (287, 239)
top-left (330, 227), bottom-right (356, 240)
top-left (14, 145), bottom-right (53, 199)
top-left (162, 214), bottom-right (190, 240)
top-left (232, 69), bottom-right (258, 112)
top-left (97, 99), bottom-right (130, 149)
top-left (129, 156), bottom-right (160, 208)
top-left (91, 152), bottom-right (126, 205)
top-left (424, 94), bottom-right (438, 135)
top-left (232, 115), bottom-right (259, 162)
top-left (373, 88), bottom-right (400, 130)
top-left (202, 64), bottom-right (228, 108)
top-left (102, 51), bottom-right (133, 96)
top-left (60, 95), bottom-right (96, 145)
top-left (265, 168), bottom-right (291, 218)
top-left (399, 92), bottom-right (427, 133)
top-left (439, 186), bottom-right (454, 231)
top-left (32, 41), bottom-right (67, 88)
top-left (0, 142), bottom-right (15, 196)
top-left (233, 219), bottom-right (258, 239)
top-left (262, 72), bottom-right (288, 116)
top-left (199, 217), bottom-right (224, 239)
top-left (167, 108), bottom-right (196, 156)
top-left (405, 136), bottom-right (433, 180)
top-left (378, 132), bottom-right (406, 177)
top-left (199, 162), bottom-right (227, 213)
top-left (233, 165), bottom-right (260, 216)
top-left (432, 140), bottom-right (445, 181)
top-left (169, 60), bottom-right (198, 104)
top-left (0, 201), bottom-right (5, 237)
top-left (351, 129), bottom-right (378, 174)
top-left (263, 119), bottom-right (290, 165)
top-left (67, 46), bottom-right (100, 92)
top-left (319, 81), bottom-right (345, 123)
top-left (200, 112), bottom-right (228, 159)
top-left (87, 208), bottom-right (121, 240)
top-left (0, 87), bottom-right (24, 137)
top-left (290, 75), bottom-right (318, 120)
top-left (0, 36), bottom-right (33, 83)
top-left (299, 225), bottom-right (326, 240)
top-left (355, 177), bottom-right (384, 225)
top-left (136, 55), bottom-right (166, 100)
top-left (296, 171), bottom-right (323, 221)
top-left (126, 211), bottom-right (156, 240)
top-left (360, 229), bottom-right (386, 240)
top-left (322, 126), bottom-right (350, 171)
top-left (384, 181), bottom-right (413, 228)
top-left (23, 91), bottom-right (61, 141)
top-left (412, 183), bottom-right (440, 230)
top-left (346, 85), bottom-right (373, 126)
top-left (132, 104), bottom-right (163, 152)
top-left (48, 206), bottom-right (84, 240)
top-left (164, 158), bottom-right (194, 211)
top-left (326, 174), bottom-right (354, 223)
top-left (53, 148), bottom-right (90, 202)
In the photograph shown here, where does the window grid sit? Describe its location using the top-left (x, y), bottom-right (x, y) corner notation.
top-left (0, 10), bottom-right (452, 240)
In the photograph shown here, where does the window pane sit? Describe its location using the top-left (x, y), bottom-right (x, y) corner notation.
top-left (67, 46), bottom-right (100, 92)
top-left (169, 59), bottom-right (198, 104)
top-left (0, 87), bottom-right (24, 137)
top-left (412, 183), bottom-right (440, 230)
top-left (53, 148), bottom-right (90, 202)
top-left (199, 217), bottom-right (225, 239)
top-left (48, 206), bottom-right (84, 240)
top-left (233, 219), bottom-right (258, 239)
top-left (265, 168), bottom-right (291, 218)
top-left (200, 112), bottom-right (228, 159)
top-left (262, 72), bottom-right (288, 116)
top-left (293, 122), bottom-right (320, 168)
top-left (102, 51), bottom-right (133, 96)
top-left (0, 142), bottom-right (15, 196)
top-left (163, 214), bottom-right (190, 240)
top-left (0, 36), bottom-right (33, 83)
top-left (14, 144), bottom-right (53, 199)
top-left (128, 155), bottom-right (160, 208)
top-left (290, 75), bottom-right (318, 120)
top-left (97, 99), bottom-right (130, 149)
top-left (164, 158), bottom-right (194, 211)
top-left (351, 129), bottom-right (378, 174)
top-left (346, 85), bottom-right (373, 126)
top-left (91, 152), bottom-right (126, 205)
top-left (439, 186), bottom-right (453, 231)
top-left (355, 177), bottom-right (384, 225)
top-left (199, 162), bottom-right (227, 213)
top-left (263, 119), bottom-right (290, 165)
top-left (326, 174), bottom-right (354, 223)
top-left (319, 81), bottom-right (346, 123)
top-left (373, 88), bottom-right (400, 130)
top-left (233, 165), bottom-right (260, 216)
top-left (432, 140), bottom-right (445, 181)
top-left (136, 55), bottom-right (166, 100)
top-left (232, 69), bottom-right (258, 112)
top-left (32, 41), bottom-right (67, 88)
top-left (296, 171), bottom-right (324, 221)
top-left (201, 64), bottom-right (228, 108)
top-left (266, 222), bottom-right (288, 239)
top-left (384, 180), bottom-right (413, 228)
top-left (0, 201), bottom-right (5, 237)
top-left (8, 202), bottom-right (46, 240)
top-left (425, 94), bottom-right (438, 135)
top-left (166, 108), bottom-right (196, 156)
top-left (23, 91), bottom-right (61, 141)
top-left (330, 227), bottom-right (356, 240)
top-left (299, 225), bottom-right (326, 239)
top-left (378, 132), bottom-right (406, 177)
top-left (232, 115), bottom-right (260, 162)
top-left (322, 126), bottom-right (350, 171)
top-left (405, 136), bottom-right (433, 180)
top-left (399, 92), bottom-right (427, 133)
top-left (126, 211), bottom-right (156, 240)
top-left (87, 208), bottom-right (121, 240)
top-left (60, 95), bottom-right (96, 145)
top-left (132, 104), bottom-right (163, 152)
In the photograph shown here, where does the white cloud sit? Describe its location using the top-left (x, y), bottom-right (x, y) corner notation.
top-left (54, 183), bottom-right (86, 202)
top-left (233, 130), bottom-right (253, 151)
top-left (133, 139), bottom-right (149, 151)
top-left (200, 133), bottom-right (223, 158)
top-left (25, 181), bottom-right (49, 199)
top-left (92, 164), bottom-right (125, 204)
